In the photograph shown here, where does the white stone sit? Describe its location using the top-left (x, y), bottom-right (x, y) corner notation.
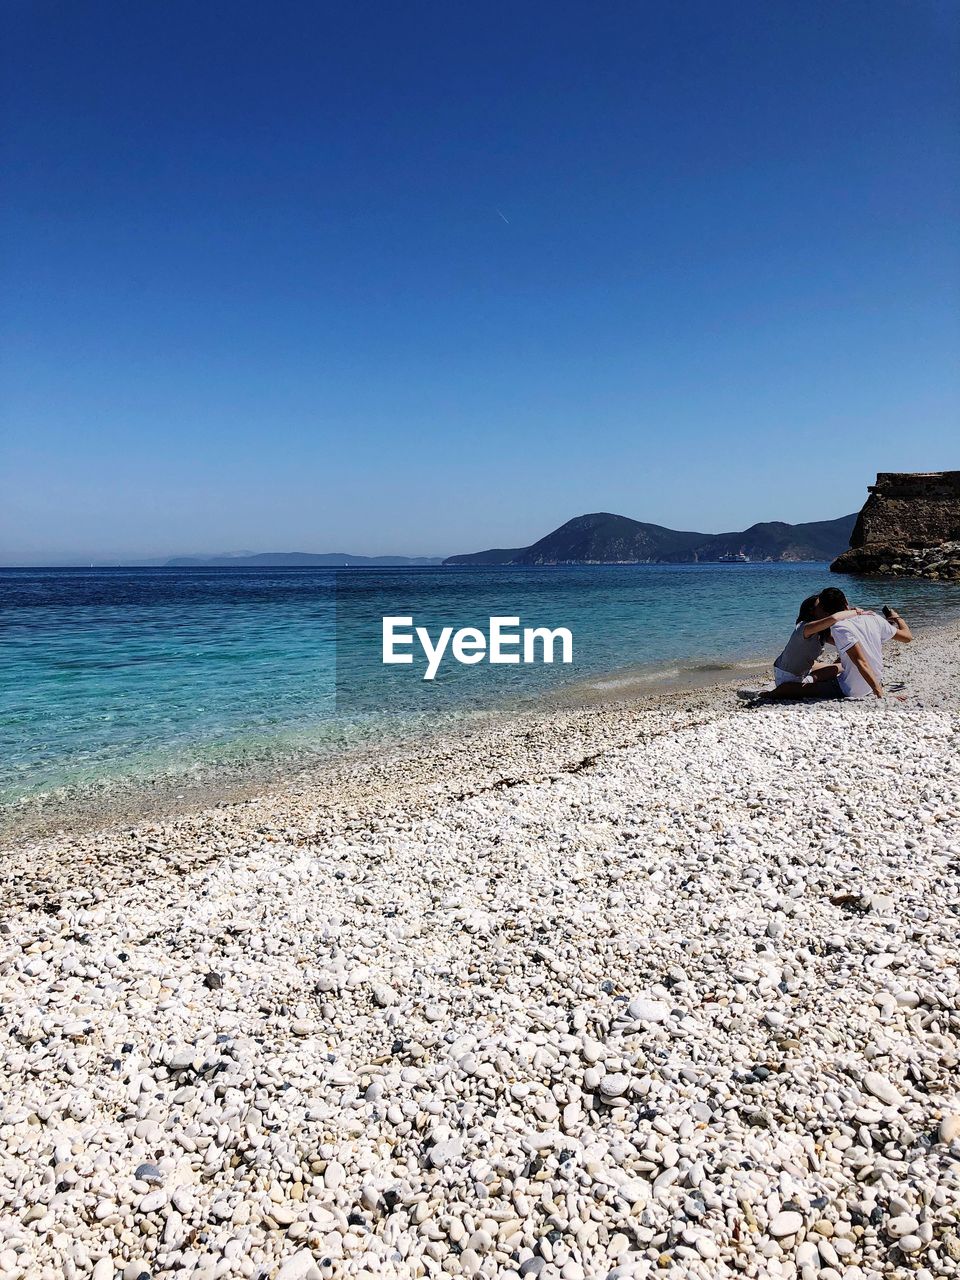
top-left (369, 980), bottom-right (395, 1008)
top-left (887, 1214), bottom-right (919, 1238)
top-left (276, 1252), bottom-right (322, 1280)
top-left (627, 997), bottom-right (670, 1023)
top-left (862, 1071), bottom-right (904, 1108)
top-left (769, 1211), bottom-right (803, 1237)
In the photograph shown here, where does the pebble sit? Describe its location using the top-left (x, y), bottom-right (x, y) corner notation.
top-left (862, 1071), bottom-right (904, 1108)
top-left (369, 980), bottom-right (395, 1008)
top-left (276, 1253), bottom-right (321, 1280)
top-left (887, 1214), bottom-right (919, 1238)
top-left (627, 997), bottom-right (670, 1023)
top-left (599, 1072), bottom-right (630, 1098)
top-left (769, 1210), bottom-right (803, 1237)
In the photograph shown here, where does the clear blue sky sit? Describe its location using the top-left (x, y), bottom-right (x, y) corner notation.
top-left (2, 1), bottom-right (957, 563)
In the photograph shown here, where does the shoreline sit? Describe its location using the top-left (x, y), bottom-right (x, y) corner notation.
top-left (4, 608), bottom-right (958, 863)
top-left (0, 651), bottom-right (772, 854)
top-left (5, 566), bottom-right (959, 852)
top-left (0, 622), bottom-right (957, 1278)
top-left (1, 672), bottom-right (749, 904)
top-left (2, 616), bottom-right (957, 896)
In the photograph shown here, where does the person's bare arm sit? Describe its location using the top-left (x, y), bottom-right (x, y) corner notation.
top-left (885, 608), bottom-right (912, 643)
top-left (845, 641), bottom-right (883, 697)
top-left (802, 608), bottom-right (867, 639)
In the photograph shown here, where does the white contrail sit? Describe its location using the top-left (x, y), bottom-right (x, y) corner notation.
top-left (495, 208), bottom-right (510, 224)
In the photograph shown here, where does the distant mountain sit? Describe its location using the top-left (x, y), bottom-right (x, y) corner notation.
top-left (444, 512), bottom-right (857, 566)
top-left (699, 516), bottom-right (859, 564)
top-left (165, 552), bottom-right (444, 567)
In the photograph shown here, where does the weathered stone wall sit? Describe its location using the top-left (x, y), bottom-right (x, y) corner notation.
top-left (849, 471), bottom-right (960, 548)
top-left (831, 471), bottom-right (960, 580)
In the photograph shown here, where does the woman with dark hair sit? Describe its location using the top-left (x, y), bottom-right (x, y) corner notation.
top-left (767, 593), bottom-right (864, 700)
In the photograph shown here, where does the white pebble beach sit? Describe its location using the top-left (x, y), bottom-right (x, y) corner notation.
top-left (1, 621), bottom-right (958, 1280)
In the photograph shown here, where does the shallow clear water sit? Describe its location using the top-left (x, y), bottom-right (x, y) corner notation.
top-left (2, 564), bottom-right (958, 825)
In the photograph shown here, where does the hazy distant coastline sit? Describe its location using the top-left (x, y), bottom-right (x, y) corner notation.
top-left (15, 508), bottom-right (855, 570)
top-left (164, 552), bottom-right (445, 568)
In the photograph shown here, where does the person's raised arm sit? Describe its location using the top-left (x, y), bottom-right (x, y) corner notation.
top-left (845, 641), bottom-right (884, 697)
top-left (802, 607), bottom-right (867, 639)
top-left (885, 608), bottom-right (912, 643)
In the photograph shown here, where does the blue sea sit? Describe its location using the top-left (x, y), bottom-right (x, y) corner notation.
top-left (2, 564), bottom-right (958, 834)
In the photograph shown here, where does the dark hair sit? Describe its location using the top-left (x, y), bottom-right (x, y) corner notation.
top-left (796, 594), bottom-right (821, 624)
top-left (818, 586), bottom-right (849, 614)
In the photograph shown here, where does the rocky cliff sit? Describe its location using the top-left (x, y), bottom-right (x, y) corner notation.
top-left (830, 471), bottom-right (960, 580)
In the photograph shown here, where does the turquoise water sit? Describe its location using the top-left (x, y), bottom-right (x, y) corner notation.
top-left (2, 564), bottom-right (958, 828)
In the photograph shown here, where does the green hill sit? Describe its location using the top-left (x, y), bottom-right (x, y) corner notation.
top-left (444, 512), bottom-right (856, 565)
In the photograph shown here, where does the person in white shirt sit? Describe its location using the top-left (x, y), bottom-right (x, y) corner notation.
top-left (767, 592), bottom-right (867, 698)
top-left (815, 586), bottom-right (912, 699)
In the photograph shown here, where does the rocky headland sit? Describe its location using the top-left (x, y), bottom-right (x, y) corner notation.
top-left (831, 472), bottom-right (960, 581)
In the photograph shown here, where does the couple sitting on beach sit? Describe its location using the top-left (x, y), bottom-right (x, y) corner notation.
top-left (769, 586), bottom-right (912, 700)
